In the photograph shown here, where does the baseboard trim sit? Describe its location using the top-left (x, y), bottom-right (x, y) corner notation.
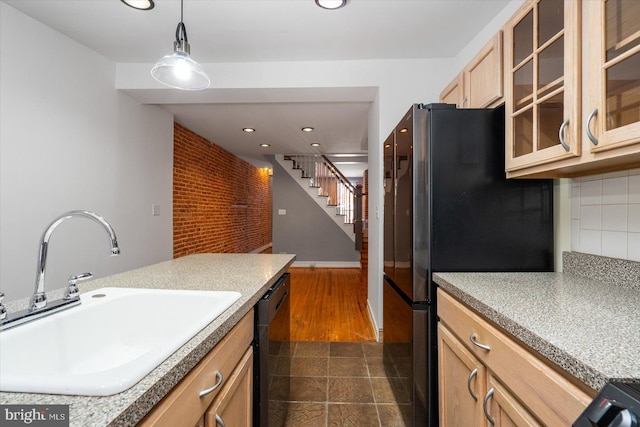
top-left (291, 261), bottom-right (361, 268)
top-left (250, 243), bottom-right (273, 254)
top-left (367, 299), bottom-right (381, 342)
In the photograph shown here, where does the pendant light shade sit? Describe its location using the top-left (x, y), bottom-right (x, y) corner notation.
top-left (120, 0), bottom-right (154, 10)
top-left (151, 1), bottom-right (210, 90)
top-left (315, 0), bottom-right (347, 10)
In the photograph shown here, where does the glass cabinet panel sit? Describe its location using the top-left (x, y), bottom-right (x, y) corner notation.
top-left (513, 10), bottom-right (534, 66)
top-left (537, 36), bottom-right (564, 97)
top-left (514, 60), bottom-right (534, 111)
top-left (514, 108), bottom-right (534, 157)
top-left (602, 0), bottom-right (640, 134)
top-left (605, 0), bottom-right (640, 61)
top-left (605, 50), bottom-right (640, 131)
top-left (538, 0), bottom-right (563, 46)
top-left (538, 92), bottom-right (564, 150)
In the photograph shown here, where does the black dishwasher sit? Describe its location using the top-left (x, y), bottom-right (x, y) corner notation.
top-left (254, 273), bottom-right (290, 427)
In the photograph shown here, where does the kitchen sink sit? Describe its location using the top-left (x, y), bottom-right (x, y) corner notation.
top-left (0, 287), bottom-right (241, 396)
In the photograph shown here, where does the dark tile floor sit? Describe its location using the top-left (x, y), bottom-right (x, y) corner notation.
top-left (268, 341), bottom-right (413, 426)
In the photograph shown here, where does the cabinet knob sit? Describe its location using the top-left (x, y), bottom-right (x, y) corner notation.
top-left (587, 108), bottom-right (599, 146)
top-left (559, 119), bottom-right (570, 152)
top-left (483, 388), bottom-right (496, 425)
top-left (215, 414), bottom-right (225, 427)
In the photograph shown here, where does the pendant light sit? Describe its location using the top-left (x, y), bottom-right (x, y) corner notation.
top-left (151, 0), bottom-right (210, 90)
top-left (120, 0), bottom-right (154, 10)
top-left (315, 0), bottom-right (347, 10)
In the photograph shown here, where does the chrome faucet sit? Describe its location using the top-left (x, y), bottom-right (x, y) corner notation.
top-left (0, 210), bottom-right (120, 331)
top-left (31, 210), bottom-right (120, 310)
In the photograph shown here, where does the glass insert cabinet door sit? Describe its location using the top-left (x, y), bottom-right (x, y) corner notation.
top-left (505, 0), bottom-right (581, 172)
top-left (587, 0), bottom-right (640, 153)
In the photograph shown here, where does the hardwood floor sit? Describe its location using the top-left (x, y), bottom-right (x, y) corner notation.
top-left (288, 267), bottom-right (376, 342)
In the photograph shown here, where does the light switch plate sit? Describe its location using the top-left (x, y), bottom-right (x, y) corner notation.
top-left (278, 209), bottom-right (286, 215)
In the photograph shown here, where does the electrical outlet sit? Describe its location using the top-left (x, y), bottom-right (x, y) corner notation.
top-left (152, 204), bottom-right (160, 216)
top-left (278, 209), bottom-right (286, 216)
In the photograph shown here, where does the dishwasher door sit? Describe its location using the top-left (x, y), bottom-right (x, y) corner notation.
top-left (254, 273), bottom-right (290, 427)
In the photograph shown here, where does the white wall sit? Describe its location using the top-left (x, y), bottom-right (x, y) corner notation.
top-left (571, 170), bottom-right (640, 261)
top-left (0, 3), bottom-right (174, 301)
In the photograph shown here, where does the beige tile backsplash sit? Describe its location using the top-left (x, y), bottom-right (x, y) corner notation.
top-left (571, 169), bottom-right (640, 261)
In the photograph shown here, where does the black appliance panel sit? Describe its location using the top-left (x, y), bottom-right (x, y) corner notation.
top-left (429, 107), bottom-right (554, 296)
top-left (573, 382), bottom-right (640, 427)
top-left (255, 273), bottom-right (291, 427)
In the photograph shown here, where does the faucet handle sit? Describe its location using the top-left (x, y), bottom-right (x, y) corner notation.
top-left (0, 292), bottom-right (6, 321)
top-left (64, 272), bottom-right (93, 300)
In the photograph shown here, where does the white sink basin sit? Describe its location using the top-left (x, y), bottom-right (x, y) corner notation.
top-left (0, 287), bottom-right (241, 396)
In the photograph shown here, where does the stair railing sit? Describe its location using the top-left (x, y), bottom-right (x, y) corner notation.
top-left (283, 154), bottom-right (361, 229)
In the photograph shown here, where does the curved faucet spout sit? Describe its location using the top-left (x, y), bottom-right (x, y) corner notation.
top-left (32, 210), bottom-right (120, 311)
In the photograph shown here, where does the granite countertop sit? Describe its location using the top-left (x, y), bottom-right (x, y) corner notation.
top-left (0, 253), bottom-right (295, 426)
top-left (433, 271), bottom-right (640, 392)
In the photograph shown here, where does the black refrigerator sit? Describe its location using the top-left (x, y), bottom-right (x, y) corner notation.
top-left (382, 104), bottom-right (553, 426)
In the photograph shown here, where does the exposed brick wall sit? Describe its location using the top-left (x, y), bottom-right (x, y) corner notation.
top-left (173, 123), bottom-right (272, 258)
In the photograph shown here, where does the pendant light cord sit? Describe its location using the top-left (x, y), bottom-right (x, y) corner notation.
top-left (175, 0), bottom-right (188, 43)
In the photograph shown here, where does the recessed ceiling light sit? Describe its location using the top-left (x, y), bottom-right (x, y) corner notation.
top-left (399, 128), bottom-right (408, 133)
top-left (260, 143), bottom-right (271, 148)
top-left (315, 0), bottom-right (347, 10)
top-left (310, 143), bottom-right (321, 147)
top-left (243, 128), bottom-right (256, 133)
top-left (302, 127), bottom-right (314, 132)
top-left (120, 0), bottom-right (154, 10)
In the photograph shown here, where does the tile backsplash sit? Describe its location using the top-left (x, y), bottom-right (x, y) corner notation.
top-left (571, 169), bottom-right (640, 261)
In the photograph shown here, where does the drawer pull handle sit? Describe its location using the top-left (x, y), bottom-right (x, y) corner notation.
top-left (467, 368), bottom-right (478, 401)
top-left (199, 371), bottom-right (223, 398)
top-left (215, 414), bottom-right (225, 427)
top-left (483, 388), bottom-right (495, 425)
top-left (587, 108), bottom-right (599, 145)
top-left (470, 333), bottom-right (491, 351)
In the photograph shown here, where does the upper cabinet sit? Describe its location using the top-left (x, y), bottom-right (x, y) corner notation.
top-left (586, 0), bottom-right (640, 153)
top-left (504, 0), bottom-right (581, 173)
top-left (440, 73), bottom-right (464, 107)
top-left (440, 32), bottom-right (503, 109)
top-left (505, 0), bottom-right (640, 178)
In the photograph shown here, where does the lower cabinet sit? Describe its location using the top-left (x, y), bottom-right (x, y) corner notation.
top-left (437, 289), bottom-right (592, 427)
top-left (139, 310), bottom-right (254, 427)
top-left (204, 348), bottom-right (253, 427)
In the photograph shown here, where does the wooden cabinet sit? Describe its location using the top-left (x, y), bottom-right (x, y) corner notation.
top-left (139, 310), bottom-right (254, 427)
top-left (437, 289), bottom-right (591, 427)
top-left (586, 0), bottom-right (640, 154)
top-left (440, 32), bottom-right (503, 109)
top-left (486, 374), bottom-right (541, 427)
top-left (505, 0), bottom-right (640, 178)
top-left (440, 73), bottom-right (464, 107)
top-left (438, 323), bottom-right (485, 426)
top-left (205, 348), bottom-right (253, 427)
top-left (504, 0), bottom-right (581, 173)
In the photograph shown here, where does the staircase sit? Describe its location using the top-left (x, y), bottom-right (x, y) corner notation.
top-left (275, 154), bottom-right (363, 244)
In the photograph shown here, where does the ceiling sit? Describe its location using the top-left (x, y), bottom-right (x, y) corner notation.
top-left (4, 0), bottom-right (512, 176)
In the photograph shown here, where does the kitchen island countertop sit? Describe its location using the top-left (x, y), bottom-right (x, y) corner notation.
top-left (433, 271), bottom-right (640, 392)
top-left (0, 253), bottom-right (295, 426)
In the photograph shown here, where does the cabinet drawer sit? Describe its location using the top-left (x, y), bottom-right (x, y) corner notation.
top-left (438, 289), bottom-right (590, 426)
top-left (139, 310), bottom-right (254, 427)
